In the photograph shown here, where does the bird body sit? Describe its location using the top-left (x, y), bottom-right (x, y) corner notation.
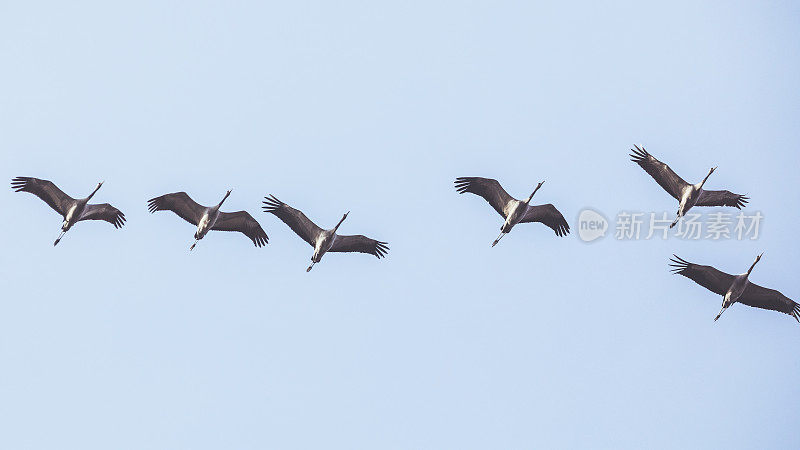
top-left (57, 182), bottom-right (103, 244)
top-left (11, 177), bottom-right (126, 245)
top-left (148, 190), bottom-right (267, 250)
top-left (501, 199), bottom-right (529, 234)
top-left (717, 253), bottom-right (762, 320)
top-left (674, 169), bottom-right (715, 227)
top-left (312, 229), bottom-right (338, 264)
top-left (195, 211), bottom-right (214, 239)
top-left (64, 203), bottom-right (80, 229)
top-left (192, 190), bottom-right (230, 244)
top-left (722, 273), bottom-right (749, 311)
top-left (193, 207), bottom-right (220, 243)
top-left (677, 182), bottom-right (702, 220)
top-left (263, 195), bottom-right (388, 272)
top-left (669, 253), bottom-right (798, 323)
top-left (454, 177), bottom-right (570, 247)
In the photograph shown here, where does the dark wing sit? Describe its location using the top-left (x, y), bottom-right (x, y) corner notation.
top-left (630, 146), bottom-right (690, 200)
top-left (329, 234), bottom-right (389, 258)
top-left (79, 204), bottom-right (126, 228)
top-left (262, 195), bottom-right (323, 247)
top-left (739, 283), bottom-right (799, 322)
top-left (11, 176), bottom-right (75, 215)
top-left (669, 255), bottom-right (735, 295)
top-left (212, 211), bottom-right (269, 247)
top-left (147, 192), bottom-right (205, 225)
top-left (695, 190), bottom-right (749, 209)
top-left (520, 204), bottom-right (570, 237)
top-left (454, 177), bottom-right (514, 218)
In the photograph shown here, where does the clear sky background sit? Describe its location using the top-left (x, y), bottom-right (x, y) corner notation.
top-left (1, 1), bottom-right (799, 448)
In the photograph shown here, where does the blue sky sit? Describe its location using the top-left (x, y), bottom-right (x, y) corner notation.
top-left (1, 1), bottom-right (799, 448)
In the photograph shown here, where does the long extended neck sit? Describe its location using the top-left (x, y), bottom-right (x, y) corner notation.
top-left (746, 256), bottom-right (761, 276)
top-left (333, 212), bottom-right (349, 232)
top-left (698, 168), bottom-right (714, 189)
top-left (87, 183), bottom-right (102, 201)
top-left (216, 191), bottom-right (231, 209)
top-left (525, 182), bottom-right (544, 204)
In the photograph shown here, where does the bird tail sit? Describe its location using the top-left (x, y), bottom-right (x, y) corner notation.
top-left (792, 304), bottom-right (800, 324)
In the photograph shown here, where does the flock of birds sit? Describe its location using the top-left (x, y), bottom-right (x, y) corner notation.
top-left (10, 146), bottom-right (798, 326)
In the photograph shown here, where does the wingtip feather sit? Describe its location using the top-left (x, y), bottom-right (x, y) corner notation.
top-left (262, 194), bottom-right (284, 213)
top-left (669, 255), bottom-right (690, 274)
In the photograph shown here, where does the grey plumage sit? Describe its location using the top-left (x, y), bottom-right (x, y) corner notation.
top-left (669, 255), bottom-right (799, 323)
top-left (329, 234), bottom-right (389, 258)
top-left (148, 191), bottom-right (268, 248)
top-left (454, 176), bottom-right (570, 246)
top-left (630, 146), bottom-right (748, 227)
top-left (12, 176), bottom-right (125, 245)
top-left (147, 192), bottom-right (205, 226)
top-left (262, 195), bottom-right (324, 247)
top-left (263, 194), bottom-right (388, 271)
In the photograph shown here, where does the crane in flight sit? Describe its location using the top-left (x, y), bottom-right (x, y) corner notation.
top-left (148, 190), bottom-right (268, 250)
top-left (454, 177), bottom-right (570, 247)
top-left (670, 254), bottom-right (798, 324)
top-left (630, 146), bottom-right (748, 228)
top-left (263, 194), bottom-right (388, 272)
top-left (12, 176), bottom-right (126, 246)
